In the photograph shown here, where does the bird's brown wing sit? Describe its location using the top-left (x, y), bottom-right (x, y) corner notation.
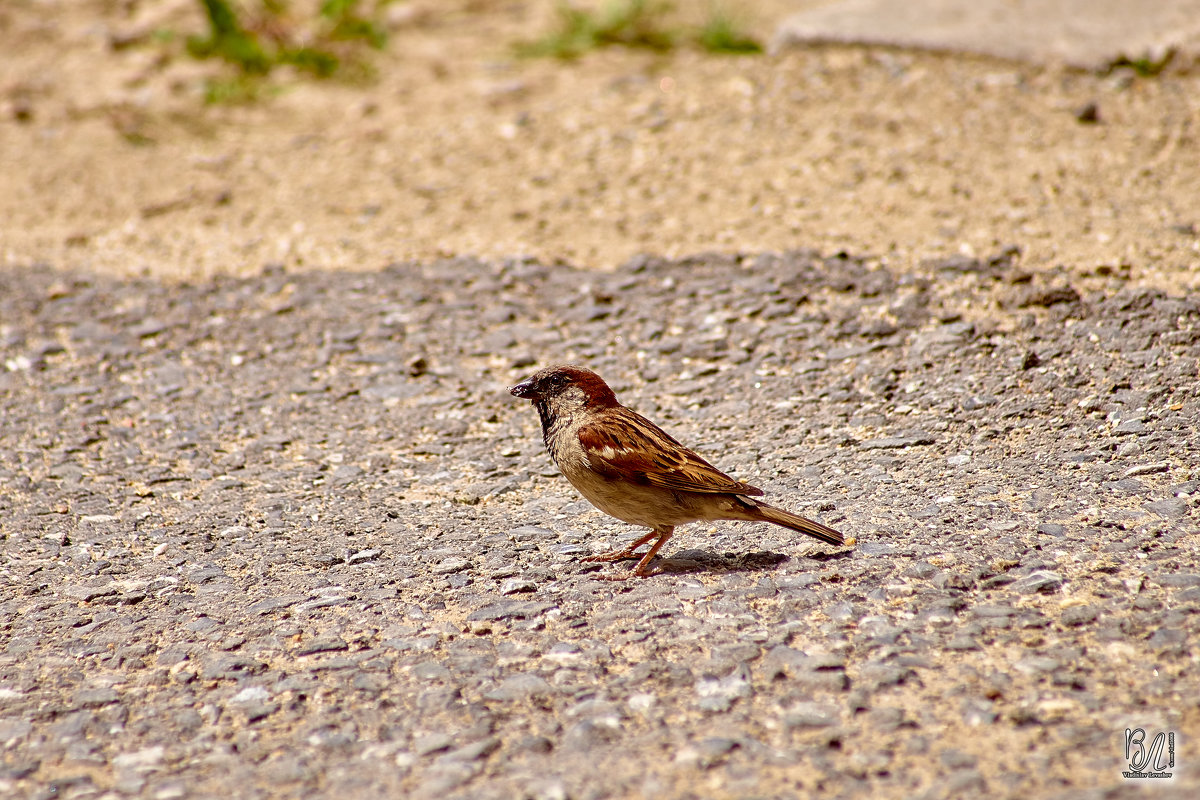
top-left (577, 407), bottom-right (764, 496)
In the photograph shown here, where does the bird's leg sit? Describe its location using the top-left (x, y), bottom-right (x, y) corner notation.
top-left (631, 527), bottom-right (673, 577)
top-left (585, 528), bottom-right (674, 581)
top-left (581, 529), bottom-right (661, 564)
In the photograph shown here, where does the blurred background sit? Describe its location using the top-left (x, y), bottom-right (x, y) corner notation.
top-left (2, 0), bottom-right (1198, 289)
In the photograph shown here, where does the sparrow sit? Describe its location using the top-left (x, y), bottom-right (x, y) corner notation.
top-left (509, 365), bottom-right (845, 577)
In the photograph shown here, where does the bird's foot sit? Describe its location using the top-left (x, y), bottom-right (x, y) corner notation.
top-left (581, 548), bottom-right (642, 564)
top-left (582, 529), bottom-right (671, 578)
top-left (581, 530), bottom-right (664, 564)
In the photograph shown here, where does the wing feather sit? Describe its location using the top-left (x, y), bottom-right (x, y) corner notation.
top-left (578, 408), bottom-right (763, 496)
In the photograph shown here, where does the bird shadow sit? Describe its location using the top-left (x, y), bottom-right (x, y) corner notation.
top-left (578, 547), bottom-right (851, 579)
top-left (804, 549), bottom-right (856, 563)
top-left (576, 548), bottom-right (788, 578)
top-left (652, 547), bottom-right (853, 574)
top-left (576, 551), bottom-right (792, 575)
top-left (653, 548), bottom-right (792, 575)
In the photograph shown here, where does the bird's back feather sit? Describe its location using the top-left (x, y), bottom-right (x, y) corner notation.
top-left (577, 408), bottom-right (764, 496)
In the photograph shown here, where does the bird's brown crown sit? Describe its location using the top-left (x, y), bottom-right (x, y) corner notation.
top-left (510, 365), bottom-right (619, 408)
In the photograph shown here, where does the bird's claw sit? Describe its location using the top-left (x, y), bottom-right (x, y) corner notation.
top-left (581, 549), bottom-right (640, 564)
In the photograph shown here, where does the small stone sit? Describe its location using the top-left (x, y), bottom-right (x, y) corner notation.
top-left (1153, 573), bottom-right (1200, 588)
top-left (230, 687), bottom-right (270, 704)
top-left (1113, 419), bottom-right (1146, 436)
top-left (63, 583), bottom-right (119, 602)
top-left (447, 736), bottom-right (501, 761)
top-left (1124, 463), bottom-right (1170, 477)
top-left (695, 668), bottom-right (752, 712)
top-left (1144, 498), bottom-right (1188, 519)
top-left (1014, 284), bottom-right (1080, 308)
top-left (1012, 571), bottom-right (1064, 595)
top-left (1149, 627), bottom-right (1187, 649)
top-left (431, 557), bottom-right (470, 575)
top-left (466, 600), bottom-right (554, 622)
top-left (946, 635), bottom-right (980, 651)
top-left (921, 606), bottom-right (957, 626)
top-left (963, 394), bottom-right (999, 410)
top-left (760, 646), bottom-right (847, 690)
top-left (383, 636), bottom-right (439, 652)
top-left (247, 596), bottom-right (304, 615)
top-left (500, 578), bottom-right (537, 595)
top-left (539, 642), bottom-right (584, 668)
top-left (905, 562), bottom-right (938, 580)
top-left (783, 701), bottom-right (840, 728)
top-left (484, 673), bottom-right (553, 702)
top-left (295, 638), bottom-right (348, 656)
top-left (74, 687), bottom-right (119, 708)
top-left (912, 503), bottom-right (942, 519)
top-left (1015, 656), bottom-right (1059, 675)
top-left (1075, 101), bottom-right (1100, 123)
top-left (865, 706), bottom-right (911, 732)
top-left (1060, 605), bottom-right (1099, 627)
top-left (413, 661), bottom-right (451, 681)
top-left (1036, 523), bottom-right (1065, 537)
top-left (860, 432), bottom-right (936, 450)
top-left (329, 464), bottom-right (363, 488)
top-left (859, 663), bottom-right (910, 689)
top-left (348, 549), bottom-right (380, 564)
top-left (675, 737), bottom-right (739, 768)
top-left (525, 779), bottom-right (568, 800)
top-left (933, 571), bottom-right (971, 591)
top-left (563, 718), bottom-right (621, 751)
top-left (946, 769), bottom-right (988, 794)
top-left (200, 655), bottom-right (265, 680)
top-left (414, 733), bottom-right (453, 756)
top-left (514, 736), bottom-right (554, 755)
top-left (628, 693), bottom-right (656, 713)
top-left (962, 697), bottom-right (998, 726)
top-left (508, 525), bottom-right (556, 540)
top-left (238, 701), bottom-right (279, 723)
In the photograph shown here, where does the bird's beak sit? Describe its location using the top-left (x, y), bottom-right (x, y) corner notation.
top-left (510, 379), bottom-right (538, 399)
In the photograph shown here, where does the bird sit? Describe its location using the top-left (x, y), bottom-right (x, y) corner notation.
top-left (509, 365), bottom-right (845, 577)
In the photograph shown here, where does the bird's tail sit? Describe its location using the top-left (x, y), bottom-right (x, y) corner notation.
top-left (752, 502), bottom-right (844, 546)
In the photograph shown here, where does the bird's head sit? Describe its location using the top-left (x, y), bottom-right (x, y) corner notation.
top-left (509, 364), bottom-right (619, 411)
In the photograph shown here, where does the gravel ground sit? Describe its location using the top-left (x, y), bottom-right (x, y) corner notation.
top-left (1, 252), bottom-right (1198, 799)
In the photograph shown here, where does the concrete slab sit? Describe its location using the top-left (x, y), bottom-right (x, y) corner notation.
top-left (773, 0), bottom-right (1200, 70)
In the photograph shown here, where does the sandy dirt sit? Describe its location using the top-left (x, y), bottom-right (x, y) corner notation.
top-left (2, 0), bottom-right (1198, 289)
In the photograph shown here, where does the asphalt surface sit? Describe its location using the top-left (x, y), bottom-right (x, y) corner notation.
top-left (1, 251), bottom-right (1198, 798)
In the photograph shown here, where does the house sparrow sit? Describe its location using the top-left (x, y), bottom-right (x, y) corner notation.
top-left (510, 365), bottom-right (845, 577)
